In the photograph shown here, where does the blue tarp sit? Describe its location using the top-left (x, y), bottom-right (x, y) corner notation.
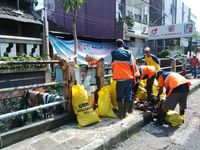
top-left (49, 34), bottom-right (115, 64)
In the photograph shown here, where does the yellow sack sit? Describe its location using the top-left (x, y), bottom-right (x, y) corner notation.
top-left (72, 85), bottom-right (100, 127)
top-left (95, 85), bottom-right (116, 118)
top-left (164, 110), bottom-right (184, 126)
top-left (140, 79), bottom-right (146, 87)
top-left (135, 80), bottom-right (148, 101)
top-left (110, 79), bottom-right (118, 110)
top-left (152, 80), bottom-right (166, 100)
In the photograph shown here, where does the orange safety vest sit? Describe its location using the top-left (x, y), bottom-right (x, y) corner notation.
top-left (140, 65), bottom-right (156, 79)
top-left (112, 49), bottom-right (134, 80)
top-left (165, 72), bottom-right (191, 97)
top-left (112, 61), bottom-right (134, 80)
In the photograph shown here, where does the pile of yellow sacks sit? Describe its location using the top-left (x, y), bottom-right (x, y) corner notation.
top-left (135, 79), bottom-right (166, 101)
top-left (72, 83), bottom-right (117, 127)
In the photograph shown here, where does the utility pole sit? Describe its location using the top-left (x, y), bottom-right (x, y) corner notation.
top-left (43, 7), bottom-right (51, 83)
top-left (189, 37), bottom-right (193, 57)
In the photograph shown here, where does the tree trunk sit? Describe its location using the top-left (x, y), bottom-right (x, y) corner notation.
top-left (73, 8), bottom-right (78, 65)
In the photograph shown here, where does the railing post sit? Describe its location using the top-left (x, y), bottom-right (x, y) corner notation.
top-left (182, 60), bottom-right (186, 76)
top-left (64, 62), bottom-right (75, 112)
top-left (55, 54), bottom-right (74, 113)
top-left (171, 58), bottom-right (176, 72)
top-left (96, 61), bottom-right (105, 88)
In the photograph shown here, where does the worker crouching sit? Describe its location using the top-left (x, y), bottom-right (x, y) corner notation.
top-left (156, 70), bottom-right (191, 125)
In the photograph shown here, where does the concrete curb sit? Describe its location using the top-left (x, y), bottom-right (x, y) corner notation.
top-left (80, 112), bottom-right (152, 150)
top-left (189, 82), bottom-right (200, 95)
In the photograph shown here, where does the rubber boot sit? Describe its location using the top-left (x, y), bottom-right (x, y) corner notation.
top-left (156, 110), bottom-right (165, 125)
top-left (117, 102), bottom-right (123, 119)
top-left (123, 102), bottom-right (128, 118)
top-left (179, 109), bottom-right (185, 123)
top-left (128, 100), bottom-right (133, 113)
top-left (179, 109), bottom-right (185, 115)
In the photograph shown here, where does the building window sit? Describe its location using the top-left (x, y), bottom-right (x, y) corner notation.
top-left (143, 15), bottom-right (148, 24)
top-left (135, 14), bottom-right (141, 23)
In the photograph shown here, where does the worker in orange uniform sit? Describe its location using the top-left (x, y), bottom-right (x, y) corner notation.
top-left (111, 39), bottom-right (135, 119)
top-left (138, 65), bottom-right (156, 101)
top-left (156, 70), bottom-right (191, 125)
top-left (140, 47), bottom-right (160, 72)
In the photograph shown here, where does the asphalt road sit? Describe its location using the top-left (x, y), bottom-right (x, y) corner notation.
top-left (114, 89), bottom-right (200, 150)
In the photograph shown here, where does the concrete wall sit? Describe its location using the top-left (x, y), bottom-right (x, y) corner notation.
top-left (45, 0), bottom-right (118, 39)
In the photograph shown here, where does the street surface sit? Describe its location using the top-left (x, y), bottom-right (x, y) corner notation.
top-left (114, 89), bottom-right (200, 150)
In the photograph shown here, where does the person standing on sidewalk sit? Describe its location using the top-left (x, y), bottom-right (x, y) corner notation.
top-left (138, 65), bottom-right (156, 101)
top-left (190, 54), bottom-right (199, 78)
top-left (156, 70), bottom-right (191, 125)
top-left (140, 47), bottom-right (160, 72)
top-left (111, 39), bottom-right (135, 119)
top-left (124, 45), bottom-right (140, 113)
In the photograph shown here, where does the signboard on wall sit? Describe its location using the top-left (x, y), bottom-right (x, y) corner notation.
top-left (49, 34), bottom-right (115, 64)
top-left (180, 38), bottom-right (189, 47)
top-left (148, 23), bottom-right (194, 40)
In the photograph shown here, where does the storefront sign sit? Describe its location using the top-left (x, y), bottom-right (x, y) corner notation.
top-left (148, 23), bottom-right (194, 40)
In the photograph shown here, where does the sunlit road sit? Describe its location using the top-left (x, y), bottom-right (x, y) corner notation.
top-left (114, 89), bottom-right (200, 150)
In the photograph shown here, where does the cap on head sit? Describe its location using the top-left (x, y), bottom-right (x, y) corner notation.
top-left (116, 39), bottom-right (125, 48)
top-left (144, 47), bottom-right (150, 52)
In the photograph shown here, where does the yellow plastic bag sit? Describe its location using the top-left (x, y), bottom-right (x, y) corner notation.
top-left (152, 80), bottom-right (166, 100)
top-left (110, 79), bottom-right (118, 110)
top-left (164, 110), bottom-right (184, 126)
top-left (72, 85), bottom-right (100, 127)
top-left (95, 85), bottom-right (116, 118)
top-left (135, 80), bottom-right (148, 101)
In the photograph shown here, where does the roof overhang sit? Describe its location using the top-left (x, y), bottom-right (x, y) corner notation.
top-left (0, 14), bottom-right (42, 25)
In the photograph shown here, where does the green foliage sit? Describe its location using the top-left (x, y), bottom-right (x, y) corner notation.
top-left (158, 50), bottom-right (170, 58)
top-left (63, 0), bottom-right (86, 13)
top-left (119, 15), bottom-right (134, 28)
top-left (192, 30), bottom-right (200, 41)
top-left (170, 40), bottom-right (177, 46)
top-left (104, 77), bottom-right (111, 85)
top-left (0, 55), bottom-right (46, 70)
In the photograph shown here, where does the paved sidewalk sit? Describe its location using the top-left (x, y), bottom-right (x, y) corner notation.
top-left (3, 78), bottom-right (200, 150)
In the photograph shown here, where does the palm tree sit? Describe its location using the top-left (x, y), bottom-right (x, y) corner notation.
top-left (63, 0), bottom-right (86, 64)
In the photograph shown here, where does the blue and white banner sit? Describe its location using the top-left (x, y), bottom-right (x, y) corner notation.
top-left (49, 34), bottom-right (115, 64)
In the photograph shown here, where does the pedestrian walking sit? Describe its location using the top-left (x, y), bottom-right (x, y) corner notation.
top-left (156, 70), bottom-right (191, 125)
top-left (140, 47), bottom-right (160, 72)
top-left (190, 54), bottom-right (199, 78)
top-left (111, 39), bottom-right (135, 119)
top-left (138, 65), bottom-right (156, 101)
